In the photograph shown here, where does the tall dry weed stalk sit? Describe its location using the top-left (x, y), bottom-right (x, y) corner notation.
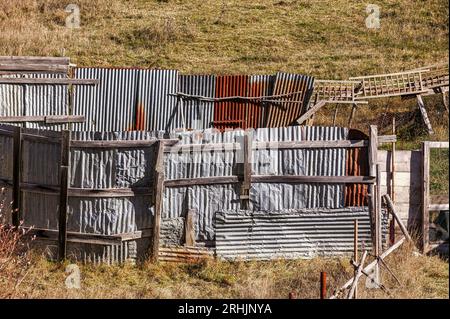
top-left (0, 187), bottom-right (34, 298)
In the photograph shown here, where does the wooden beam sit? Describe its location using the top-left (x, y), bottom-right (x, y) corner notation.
top-left (348, 103), bottom-right (357, 127)
top-left (421, 142), bottom-right (430, 253)
top-left (0, 78), bottom-right (99, 85)
top-left (70, 139), bottom-right (179, 149)
top-left (383, 194), bottom-right (412, 242)
top-left (427, 141), bottom-right (449, 148)
top-left (58, 130), bottom-right (70, 261)
top-left (0, 115), bottom-right (85, 124)
top-left (240, 130), bottom-right (252, 208)
top-left (0, 56), bottom-right (70, 65)
top-left (164, 175), bottom-right (375, 187)
top-left (151, 141), bottom-right (164, 262)
top-left (12, 126), bottom-right (22, 227)
top-left (0, 64), bottom-right (68, 73)
top-left (254, 140), bottom-right (368, 149)
top-left (296, 100), bottom-right (327, 124)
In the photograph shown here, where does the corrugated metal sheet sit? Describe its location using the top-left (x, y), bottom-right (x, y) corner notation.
top-left (213, 75), bottom-right (249, 130)
top-left (265, 72), bottom-right (314, 127)
top-left (248, 75), bottom-right (273, 128)
top-left (164, 126), bottom-right (348, 242)
top-left (215, 207), bottom-right (388, 260)
top-left (0, 73), bottom-right (69, 131)
top-left (177, 75), bottom-right (215, 130)
top-left (72, 68), bottom-right (139, 132)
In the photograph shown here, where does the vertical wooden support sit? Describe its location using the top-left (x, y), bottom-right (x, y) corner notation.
top-left (368, 125), bottom-right (378, 254)
top-left (320, 272), bottom-right (327, 299)
top-left (332, 104), bottom-right (339, 126)
top-left (348, 103), bottom-right (357, 127)
top-left (151, 140), bottom-right (164, 262)
top-left (421, 141), bottom-right (430, 253)
top-left (353, 219), bottom-right (359, 299)
top-left (376, 164), bottom-right (382, 254)
top-left (12, 126), bottom-right (22, 227)
top-left (441, 87), bottom-right (449, 113)
top-left (391, 117), bottom-right (396, 203)
top-left (185, 209), bottom-right (196, 246)
top-left (416, 95), bottom-right (434, 135)
top-left (58, 130), bottom-right (70, 261)
top-left (240, 130), bottom-right (252, 209)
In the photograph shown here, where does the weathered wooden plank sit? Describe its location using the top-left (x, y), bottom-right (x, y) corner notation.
top-left (68, 187), bottom-right (153, 198)
top-left (383, 194), bottom-right (412, 242)
top-left (0, 63), bottom-right (68, 73)
top-left (254, 140), bottom-right (368, 149)
top-left (0, 56), bottom-right (70, 65)
top-left (164, 175), bottom-right (375, 187)
top-left (0, 115), bottom-right (85, 124)
top-left (421, 142), bottom-right (430, 253)
top-left (70, 139), bottom-right (179, 149)
top-left (427, 141), bottom-right (449, 148)
top-left (185, 209), bottom-right (196, 246)
top-left (12, 126), bottom-right (22, 227)
top-left (417, 95), bottom-right (434, 135)
top-left (151, 141), bottom-right (164, 262)
top-left (58, 130), bottom-right (70, 261)
top-left (296, 100), bottom-right (327, 124)
top-left (0, 78), bottom-right (99, 85)
top-left (377, 135), bottom-right (397, 144)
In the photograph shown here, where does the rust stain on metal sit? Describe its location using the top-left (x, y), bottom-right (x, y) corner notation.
top-left (213, 75), bottom-right (249, 131)
top-left (134, 102), bottom-right (146, 131)
top-left (345, 129), bottom-right (369, 206)
top-left (158, 246), bottom-right (214, 263)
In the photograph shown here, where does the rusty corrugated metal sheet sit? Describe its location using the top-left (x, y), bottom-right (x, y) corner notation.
top-left (248, 75), bottom-right (273, 129)
top-left (213, 75), bottom-right (249, 130)
top-left (345, 129), bottom-right (369, 206)
top-left (265, 72), bottom-right (314, 127)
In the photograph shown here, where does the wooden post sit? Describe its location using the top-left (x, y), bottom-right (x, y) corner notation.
top-left (441, 87), bottom-right (449, 113)
top-left (151, 140), bottom-right (165, 262)
top-left (376, 164), bottom-right (382, 254)
top-left (240, 130), bottom-right (252, 209)
top-left (185, 209), bottom-right (196, 246)
top-left (416, 95), bottom-right (434, 135)
top-left (320, 272), bottom-right (327, 299)
top-left (368, 125), bottom-right (378, 254)
top-left (289, 292), bottom-right (296, 299)
top-left (332, 104), bottom-right (339, 126)
top-left (353, 219), bottom-right (358, 298)
top-left (348, 103), bottom-right (357, 127)
top-left (58, 130), bottom-right (70, 261)
top-left (12, 126), bottom-right (22, 227)
top-left (391, 117), bottom-right (396, 203)
top-left (421, 141), bottom-right (430, 253)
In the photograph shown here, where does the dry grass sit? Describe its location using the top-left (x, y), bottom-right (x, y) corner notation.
top-left (0, 0), bottom-right (447, 77)
top-left (1, 242), bottom-right (447, 299)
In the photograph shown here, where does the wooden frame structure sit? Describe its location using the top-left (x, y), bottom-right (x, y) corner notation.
top-left (421, 141), bottom-right (449, 253)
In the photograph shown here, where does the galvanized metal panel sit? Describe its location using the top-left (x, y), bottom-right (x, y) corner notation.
top-left (139, 69), bottom-right (179, 132)
top-left (0, 74), bottom-right (24, 118)
top-left (73, 68), bottom-right (139, 132)
top-left (177, 74), bottom-right (215, 130)
top-left (215, 207), bottom-right (388, 260)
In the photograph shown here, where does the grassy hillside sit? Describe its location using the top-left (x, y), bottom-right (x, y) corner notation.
top-left (0, 0), bottom-right (448, 77)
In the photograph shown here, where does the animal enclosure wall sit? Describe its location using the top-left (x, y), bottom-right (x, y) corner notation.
top-left (0, 124), bottom-right (381, 263)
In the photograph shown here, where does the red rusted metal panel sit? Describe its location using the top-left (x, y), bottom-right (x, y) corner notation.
top-left (213, 75), bottom-right (249, 131)
top-left (248, 75), bottom-right (273, 128)
top-left (345, 129), bottom-right (369, 206)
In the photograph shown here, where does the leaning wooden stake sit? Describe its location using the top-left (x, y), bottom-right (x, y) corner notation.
top-left (185, 209), bottom-right (196, 246)
top-left (347, 251), bottom-right (368, 299)
top-left (416, 95), bottom-right (434, 135)
top-left (12, 126), bottom-right (22, 227)
top-left (330, 237), bottom-right (406, 299)
top-left (382, 194), bottom-right (412, 242)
